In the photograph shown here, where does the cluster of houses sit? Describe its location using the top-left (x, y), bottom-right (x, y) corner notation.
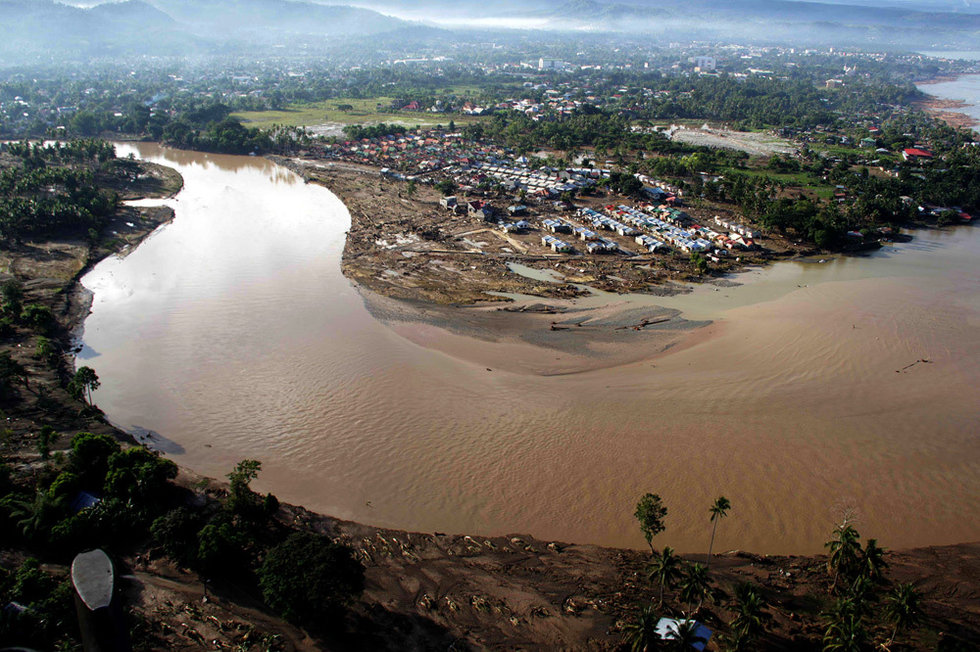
top-left (578, 207), bottom-right (639, 238)
top-left (463, 161), bottom-right (607, 197)
top-left (606, 205), bottom-right (714, 253)
top-left (494, 94), bottom-right (584, 119)
top-left (541, 234), bottom-right (574, 252)
top-left (635, 173), bottom-right (685, 202)
top-left (713, 216), bottom-right (760, 239)
top-left (315, 132), bottom-right (511, 176)
top-left (447, 195), bottom-right (765, 257)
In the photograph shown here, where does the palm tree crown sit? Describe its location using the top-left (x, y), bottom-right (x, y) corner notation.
top-left (679, 563), bottom-right (710, 611)
top-left (826, 523), bottom-right (862, 590)
top-left (730, 582), bottom-right (769, 640)
top-left (623, 604), bottom-right (662, 652)
top-left (706, 496), bottom-right (731, 570)
top-left (709, 496), bottom-right (731, 522)
top-left (884, 582), bottom-right (923, 647)
top-left (648, 546), bottom-right (684, 606)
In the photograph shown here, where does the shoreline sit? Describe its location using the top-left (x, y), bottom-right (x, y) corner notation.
top-left (912, 94), bottom-right (980, 130)
top-left (357, 283), bottom-right (713, 376)
top-left (0, 156), bottom-right (184, 456)
top-left (272, 155), bottom-right (807, 307)
top-left (914, 73), bottom-right (980, 129)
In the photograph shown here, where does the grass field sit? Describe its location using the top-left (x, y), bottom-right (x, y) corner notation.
top-left (728, 166), bottom-right (836, 198)
top-left (232, 97), bottom-right (486, 130)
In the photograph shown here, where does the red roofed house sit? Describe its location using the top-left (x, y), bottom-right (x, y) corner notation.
top-left (902, 148), bottom-right (933, 161)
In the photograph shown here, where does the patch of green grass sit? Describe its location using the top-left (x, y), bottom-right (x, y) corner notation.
top-left (809, 143), bottom-right (868, 158)
top-left (232, 97), bottom-right (486, 130)
top-left (724, 165), bottom-right (835, 198)
top-left (730, 167), bottom-right (822, 186)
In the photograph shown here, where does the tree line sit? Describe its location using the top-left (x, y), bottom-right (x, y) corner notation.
top-left (628, 493), bottom-right (931, 651)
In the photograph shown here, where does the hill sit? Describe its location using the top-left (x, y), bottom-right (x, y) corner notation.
top-left (0, 0), bottom-right (414, 64)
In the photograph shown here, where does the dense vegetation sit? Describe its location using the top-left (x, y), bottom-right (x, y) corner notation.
top-left (342, 123), bottom-right (408, 141)
top-left (0, 441), bottom-right (364, 647)
top-left (162, 115), bottom-right (274, 155)
top-left (0, 140), bottom-right (121, 243)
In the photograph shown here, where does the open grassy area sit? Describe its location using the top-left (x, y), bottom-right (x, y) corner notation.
top-left (809, 143), bottom-right (870, 158)
top-left (232, 97), bottom-right (486, 130)
top-left (726, 165), bottom-right (836, 199)
top-left (732, 166), bottom-right (826, 186)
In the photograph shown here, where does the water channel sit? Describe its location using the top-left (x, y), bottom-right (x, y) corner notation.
top-left (79, 142), bottom-right (980, 554)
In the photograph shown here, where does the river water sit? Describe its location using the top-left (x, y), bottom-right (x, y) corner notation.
top-left (917, 51), bottom-right (980, 130)
top-left (80, 143), bottom-right (980, 554)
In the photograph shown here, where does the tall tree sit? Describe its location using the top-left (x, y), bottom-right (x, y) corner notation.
top-left (70, 366), bottom-right (100, 405)
top-left (706, 496), bottom-right (731, 570)
top-left (648, 546), bottom-right (683, 607)
top-left (635, 493), bottom-right (668, 555)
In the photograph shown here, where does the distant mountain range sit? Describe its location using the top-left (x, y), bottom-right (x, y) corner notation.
top-left (0, 0), bottom-right (417, 63)
top-left (2, 0), bottom-right (980, 64)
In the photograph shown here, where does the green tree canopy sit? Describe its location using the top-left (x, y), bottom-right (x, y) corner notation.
top-left (635, 493), bottom-right (668, 553)
top-left (257, 531), bottom-right (364, 626)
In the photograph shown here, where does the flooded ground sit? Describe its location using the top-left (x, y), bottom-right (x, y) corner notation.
top-left (80, 143), bottom-right (980, 554)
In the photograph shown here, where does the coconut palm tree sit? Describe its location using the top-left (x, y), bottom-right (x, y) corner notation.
top-left (7, 489), bottom-right (60, 542)
top-left (822, 597), bottom-right (868, 652)
top-left (729, 582), bottom-right (769, 641)
top-left (664, 619), bottom-right (708, 651)
top-left (679, 563), bottom-right (710, 612)
top-left (623, 604), bottom-right (663, 652)
top-left (858, 538), bottom-right (888, 584)
top-left (648, 547), bottom-right (684, 607)
top-left (884, 583), bottom-right (923, 648)
top-left (826, 522), bottom-right (862, 591)
top-left (706, 496), bottom-right (731, 570)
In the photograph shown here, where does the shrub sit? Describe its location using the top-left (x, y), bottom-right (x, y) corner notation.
top-left (69, 432), bottom-right (121, 487)
top-left (257, 532), bottom-right (364, 626)
top-left (103, 446), bottom-right (178, 504)
top-left (151, 507), bottom-right (202, 566)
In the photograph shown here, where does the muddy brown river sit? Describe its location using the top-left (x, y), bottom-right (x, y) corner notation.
top-left (80, 143), bottom-right (980, 554)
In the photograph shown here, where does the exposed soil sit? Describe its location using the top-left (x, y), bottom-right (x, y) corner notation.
top-left (911, 96), bottom-right (979, 130)
top-left (95, 486), bottom-right (980, 651)
top-left (273, 156), bottom-right (801, 307)
top-left (668, 126), bottom-right (797, 157)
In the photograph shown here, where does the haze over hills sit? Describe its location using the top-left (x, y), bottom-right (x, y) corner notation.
top-left (2, 0), bottom-right (980, 65)
top-left (349, 0), bottom-right (980, 44)
top-left (0, 0), bottom-right (418, 64)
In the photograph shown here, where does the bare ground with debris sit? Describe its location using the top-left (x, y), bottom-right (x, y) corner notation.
top-left (667, 126), bottom-right (798, 157)
top-left (274, 156), bottom-right (802, 307)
